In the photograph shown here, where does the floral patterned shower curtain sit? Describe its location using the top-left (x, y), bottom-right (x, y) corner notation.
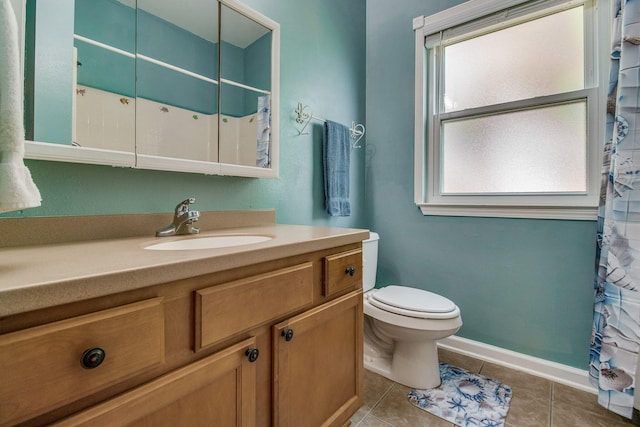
top-left (590, 0), bottom-right (640, 419)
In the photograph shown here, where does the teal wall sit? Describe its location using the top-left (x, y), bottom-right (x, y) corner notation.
top-left (366, 0), bottom-right (597, 369)
top-left (5, 0), bottom-right (367, 232)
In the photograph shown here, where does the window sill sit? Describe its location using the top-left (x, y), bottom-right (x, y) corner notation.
top-left (417, 203), bottom-right (597, 220)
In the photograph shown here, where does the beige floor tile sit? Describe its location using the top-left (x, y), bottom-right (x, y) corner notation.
top-left (552, 382), bottom-right (635, 422)
top-left (438, 349), bottom-right (484, 373)
top-left (551, 401), bottom-right (636, 426)
top-left (356, 414), bottom-right (395, 426)
top-left (552, 382), bottom-right (598, 408)
top-left (350, 406), bottom-right (372, 426)
top-left (480, 362), bottom-right (552, 401)
top-left (371, 383), bottom-right (454, 426)
top-left (363, 370), bottom-right (395, 408)
top-left (504, 394), bottom-right (551, 427)
top-left (350, 370), bottom-right (396, 425)
top-left (477, 361), bottom-right (552, 427)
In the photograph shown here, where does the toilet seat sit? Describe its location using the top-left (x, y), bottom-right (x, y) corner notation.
top-left (368, 286), bottom-right (460, 319)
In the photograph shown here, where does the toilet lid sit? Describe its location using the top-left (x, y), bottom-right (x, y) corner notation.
top-left (369, 286), bottom-right (457, 316)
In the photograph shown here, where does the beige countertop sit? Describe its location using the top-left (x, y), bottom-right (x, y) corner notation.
top-left (0, 210), bottom-right (369, 317)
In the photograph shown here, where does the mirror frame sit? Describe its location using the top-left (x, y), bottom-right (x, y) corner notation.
top-left (21, 0), bottom-right (280, 179)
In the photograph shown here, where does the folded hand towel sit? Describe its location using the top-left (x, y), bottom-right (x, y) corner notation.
top-left (0, 0), bottom-right (41, 213)
top-left (323, 120), bottom-right (350, 216)
top-left (256, 94), bottom-right (270, 168)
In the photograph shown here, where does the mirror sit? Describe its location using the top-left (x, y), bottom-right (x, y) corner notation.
top-left (74, 0), bottom-right (136, 153)
top-left (219, 4), bottom-right (271, 169)
top-left (24, 0), bottom-right (136, 160)
top-left (135, 0), bottom-right (219, 173)
top-left (23, 0), bottom-right (279, 177)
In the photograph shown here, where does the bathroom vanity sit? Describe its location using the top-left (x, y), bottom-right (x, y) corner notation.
top-left (0, 210), bottom-right (367, 426)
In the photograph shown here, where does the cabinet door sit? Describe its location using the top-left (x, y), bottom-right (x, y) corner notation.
top-left (273, 291), bottom-right (363, 427)
top-left (54, 337), bottom-right (259, 427)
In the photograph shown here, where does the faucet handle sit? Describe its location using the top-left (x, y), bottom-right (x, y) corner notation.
top-left (175, 197), bottom-right (196, 215)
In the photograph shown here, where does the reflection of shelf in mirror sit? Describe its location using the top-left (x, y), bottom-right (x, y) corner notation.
top-left (73, 34), bottom-right (135, 59)
top-left (137, 54), bottom-right (218, 86)
top-left (220, 78), bottom-right (270, 95)
top-left (72, 37), bottom-right (269, 96)
top-left (72, 35), bottom-right (219, 86)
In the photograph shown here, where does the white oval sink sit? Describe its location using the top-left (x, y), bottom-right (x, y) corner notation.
top-left (145, 235), bottom-right (272, 251)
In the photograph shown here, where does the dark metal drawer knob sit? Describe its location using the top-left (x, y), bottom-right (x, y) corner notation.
top-left (281, 328), bottom-right (294, 342)
top-left (245, 348), bottom-right (259, 363)
top-left (81, 347), bottom-right (106, 369)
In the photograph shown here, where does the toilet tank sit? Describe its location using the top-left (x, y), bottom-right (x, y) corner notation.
top-left (362, 232), bottom-right (379, 292)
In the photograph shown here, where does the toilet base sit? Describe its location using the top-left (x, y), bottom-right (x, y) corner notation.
top-left (364, 337), bottom-right (442, 389)
top-left (393, 339), bottom-right (441, 389)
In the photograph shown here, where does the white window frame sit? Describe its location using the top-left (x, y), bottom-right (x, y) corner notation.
top-left (413, 0), bottom-right (610, 220)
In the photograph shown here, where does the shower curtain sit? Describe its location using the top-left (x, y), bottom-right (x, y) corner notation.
top-left (590, 0), bottom-right (640, 419)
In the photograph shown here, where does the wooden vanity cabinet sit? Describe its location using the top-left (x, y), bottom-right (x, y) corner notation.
top-left (273, 290), bottom-right (363, 427)
top-left (0, 243), bottom-right (363, 427)
top-left (193, 247), bottom-right (364, 426)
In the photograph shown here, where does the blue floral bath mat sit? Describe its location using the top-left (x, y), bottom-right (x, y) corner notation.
top-left (408, 363), bottom-right (512, 427)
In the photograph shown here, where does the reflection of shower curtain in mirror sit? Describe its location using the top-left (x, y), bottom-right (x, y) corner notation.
top-left (590, 0), bottom-right (640, 419)
top-left (256, 94), bottom-right (271, 168)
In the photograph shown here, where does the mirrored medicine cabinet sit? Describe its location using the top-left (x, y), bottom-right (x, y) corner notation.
top-left (22, 0), bottom-right (280, 178)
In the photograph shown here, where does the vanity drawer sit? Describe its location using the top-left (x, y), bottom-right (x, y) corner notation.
top-left (0, 297), bottom-right (165, 426)
top-left (195, 262), bottom-right (314, 351)
top-left (324, 249), bottom-right (363, 297)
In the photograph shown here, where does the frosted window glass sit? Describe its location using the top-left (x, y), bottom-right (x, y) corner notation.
top-left (441, 101), bottom-right (587, 194)
top-left (443, 7), bottom-right (584, 112)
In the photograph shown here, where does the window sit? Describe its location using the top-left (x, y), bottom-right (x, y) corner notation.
top-left (413, 0), bottom-right (608, 219)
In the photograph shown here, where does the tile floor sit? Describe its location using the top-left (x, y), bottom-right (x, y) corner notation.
top-left (350, 349), bottom-right (639, 426)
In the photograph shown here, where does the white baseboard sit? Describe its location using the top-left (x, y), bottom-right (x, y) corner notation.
top-left (439, 335), bottom-right (596, 394)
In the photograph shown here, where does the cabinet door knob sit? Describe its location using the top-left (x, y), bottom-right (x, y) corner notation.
top-left (245, 348), bottom-right (259, 363)
top-left (81, 347), bottom-right (106, 369)
top-left (345, 266), bottom-right (356, 276)
top-left (281, 328), bottom-right (294, 342)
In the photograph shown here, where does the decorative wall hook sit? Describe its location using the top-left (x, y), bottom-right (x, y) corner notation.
top-left (295, 102), bottom-right (313, 135)
top-left (350, 121), bottom-right (365, 149)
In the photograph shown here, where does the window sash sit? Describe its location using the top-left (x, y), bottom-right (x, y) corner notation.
top-left (440, 99), bottom-right (589, 195)
top-left (423, 0), bottom-right (589, 49)
top-left (440, 6), bottom-right (585, 113)
top-left (427, 95), bottom-right (598, 205)
top-left (413, 0), bottom-right (606, 219)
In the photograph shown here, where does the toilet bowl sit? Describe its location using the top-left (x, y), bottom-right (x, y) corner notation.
top-left (362, 233), bottom-right (462, 389)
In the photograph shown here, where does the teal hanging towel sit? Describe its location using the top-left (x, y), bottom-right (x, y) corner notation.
top-left (323, 120), bottom-right (351, 216)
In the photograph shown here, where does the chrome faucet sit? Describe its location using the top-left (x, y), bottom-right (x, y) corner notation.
top-left (156, 198), bottom-right (201, 237)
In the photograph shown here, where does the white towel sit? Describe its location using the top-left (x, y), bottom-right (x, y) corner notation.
top-left (0, 0), bottom-right (41, 213)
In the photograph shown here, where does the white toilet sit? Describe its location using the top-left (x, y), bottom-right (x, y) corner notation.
top-left (362, 232), bottom-right (462, 389)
